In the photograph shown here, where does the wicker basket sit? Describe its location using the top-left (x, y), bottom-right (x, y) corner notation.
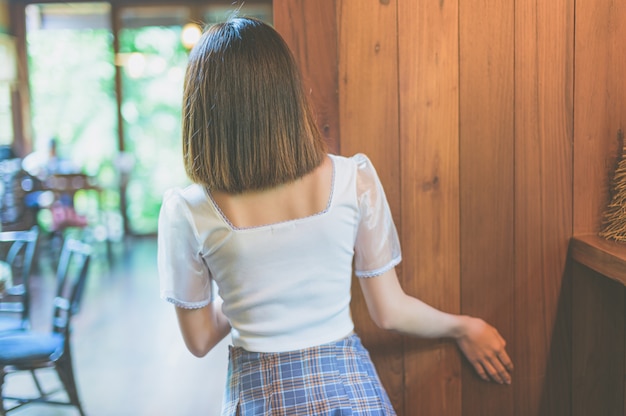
top-left (599, 130), bottom-right (626, 242)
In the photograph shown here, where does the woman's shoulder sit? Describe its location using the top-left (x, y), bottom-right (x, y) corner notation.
top-left (327, 153), bottom-right (381, 203)
top-left (159, 184), bottom-right (218, 236)
top-left (161, 183), bottom-right (209, 212)
top-left (328, 152), bottom-right (373, 166)
top-left (328, 153), bottom-right (377, 176)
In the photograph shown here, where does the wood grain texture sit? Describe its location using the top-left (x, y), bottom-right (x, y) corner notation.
top-left (273, 0), bottom-right (340, 153)
top-left (7, 0), bottom-right (626, 413)
top-left (570, 235), bottom-right (626, 286)
top-left (397, 0), bottom-right (461, 414)
top-left (336, 0), bottom-right (404, 412)
top-left (7, 3), bottom-right (31, 156)
top-left (573, 0), bottom-right (626, 235)
top-left (571, 1), bottom-right (626, 413)
top-left (514, 0), bottom-right (574, 414)
top-left (459, 0), bottom-right (515, 414)
top-left (572, 263), bottom-right (625, 416)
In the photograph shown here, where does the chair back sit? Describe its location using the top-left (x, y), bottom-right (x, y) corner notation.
top-left (52, 238), bottom-right (91, 336)
top-left (0, 226), bottom-right (39, 328)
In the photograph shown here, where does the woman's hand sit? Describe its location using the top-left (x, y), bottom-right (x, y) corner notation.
top-left (455, 316), bottom-right (513, 385)
top-left (357, 268), bottom-right (514, 384)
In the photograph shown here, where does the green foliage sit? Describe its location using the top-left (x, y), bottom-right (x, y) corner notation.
top-left (119, 26), bottom-right (190, 234)
top-left (28, 25), bottom-right (190, 235)
top-left (28, 29), bottom-right (117, 173)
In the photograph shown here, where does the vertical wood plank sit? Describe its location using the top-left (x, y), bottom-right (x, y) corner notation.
top-left (459, 0), bottom-right (515, 414)
top-left (573, 0), bottom-right (626, 235)
top-left (398, 0), bottom-right (461, 415)
top-left (336, 0), bottom-right (403, 412)
top-left (572, 264), bottom-right (625, 416)
top-left (572, 0), bottom-right (626, 411)
top-left (7, 3), bottom-right (31, 156)
top-left (514, 0), bottom-right (574, 414)
top-left (273, 0), bottom-right (340, 153)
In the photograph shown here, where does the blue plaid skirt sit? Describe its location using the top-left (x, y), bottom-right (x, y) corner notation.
top-left (221, 333), bottom-right (396, 415)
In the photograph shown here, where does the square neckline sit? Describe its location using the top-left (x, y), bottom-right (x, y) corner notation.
top-left (203, 155), bottom-right (337, 231)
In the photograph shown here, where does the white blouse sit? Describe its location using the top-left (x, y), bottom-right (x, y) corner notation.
top-left (158, 153), bottom-right (401, 352)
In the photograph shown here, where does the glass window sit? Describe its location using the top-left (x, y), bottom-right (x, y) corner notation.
top-left (0, 84), bottom-right (12, 146)
top-left (0, 34), bottom-right (17, 146)
top-left (118, 6), bottom-right (191, 235)
top-left (25, 3), bottom-right (121, 238)
top-left (22, 1), bottom-right (273, 237)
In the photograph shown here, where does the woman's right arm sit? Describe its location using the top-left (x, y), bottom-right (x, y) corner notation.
top-left (158, 190), bottom-right (230, 357)
top-left (175, 298), bottom-right (231, 357)
top-left (358, 267), bottom-right (513, 385)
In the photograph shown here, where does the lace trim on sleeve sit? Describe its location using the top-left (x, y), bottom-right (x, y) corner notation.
top-left (161, 295), bottom-right (211, 310)
top-left (355, 254), bottom-right (402, 278)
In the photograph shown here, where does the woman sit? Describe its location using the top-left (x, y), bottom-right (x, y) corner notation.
top-left (158, 16), bottom-right (513, 415)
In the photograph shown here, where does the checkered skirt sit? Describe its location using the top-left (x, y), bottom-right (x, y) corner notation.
top-left (221, 334), bottom-right (396, 415)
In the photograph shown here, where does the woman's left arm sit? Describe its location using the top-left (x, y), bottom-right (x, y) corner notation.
top-left (358, 268), bottom-right (513, 384)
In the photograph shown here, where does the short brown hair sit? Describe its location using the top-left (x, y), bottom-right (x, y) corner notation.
top-left (182, 17), bottom-right (327, 193)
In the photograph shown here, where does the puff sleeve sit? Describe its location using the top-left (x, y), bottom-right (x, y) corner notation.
top-left (158, 189), bottom-right (213, 308)
top-left (353, 154), bottom-right (402, 278)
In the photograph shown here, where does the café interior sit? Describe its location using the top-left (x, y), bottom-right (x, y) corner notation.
top-left (0, 1), bottom-right (275, 414)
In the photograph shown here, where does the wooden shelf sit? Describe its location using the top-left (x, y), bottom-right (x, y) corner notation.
top-left (570, 234), bottom-right (626, 286)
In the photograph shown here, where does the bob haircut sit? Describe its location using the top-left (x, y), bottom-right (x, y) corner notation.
top-left (182, 17), bottom-right (327, 193)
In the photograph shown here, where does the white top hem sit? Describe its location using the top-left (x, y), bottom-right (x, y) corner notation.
top-left (232, 324), bottom-right (355, 353)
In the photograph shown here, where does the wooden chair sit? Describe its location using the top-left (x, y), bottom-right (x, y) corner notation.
top-left (0, 238), bottom-right (91, 415)
top-left (45, 173), bottom-right (91, 232)
top-left (44, 173), bottom-right (113, 265)
top-left (0, 226), bottom-right (39, 333)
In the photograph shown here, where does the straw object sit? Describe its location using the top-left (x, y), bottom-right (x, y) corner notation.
top-left (599, 130), bottom-right (626, 242)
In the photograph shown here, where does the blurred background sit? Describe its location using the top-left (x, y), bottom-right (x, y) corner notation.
top-left (0, 2), bottom-right (272, 415)
top-left (1, 1), bottom-right (272, 239)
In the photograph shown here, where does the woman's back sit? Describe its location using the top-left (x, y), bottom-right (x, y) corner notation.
top-left (210, 156), bottom-right (333, 229)
top-left (159, 154), bottom-right (402, 353)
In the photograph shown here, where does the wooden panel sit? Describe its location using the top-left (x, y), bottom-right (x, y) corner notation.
top-left (570, 234), bottom-right (626, 285)
top-left (514, 0), bottom-right (573, 414)
top-left (397, 0), bottom-right (461, 415)
top-left (7, 3), bottom-right (31, 156)
top-left (273, 0), bottom-right (340, 153)
top-left (572, 1), bottom-right (626, 411)
top-left (572, 263), bottom-right (625, 416)
top-left (573, 0), bottom-right (626, 234)
top-left (459, 0), bottom-right (515, 414)
top-left (336, 0), bottom-right (403, 412)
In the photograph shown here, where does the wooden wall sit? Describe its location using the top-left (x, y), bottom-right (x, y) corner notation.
top-left (571, 0), bottom-right (626, 414)
top-left (276, 0), bottom-right (626, 415)
top-left (3, 0), bottom-right (624, 414)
